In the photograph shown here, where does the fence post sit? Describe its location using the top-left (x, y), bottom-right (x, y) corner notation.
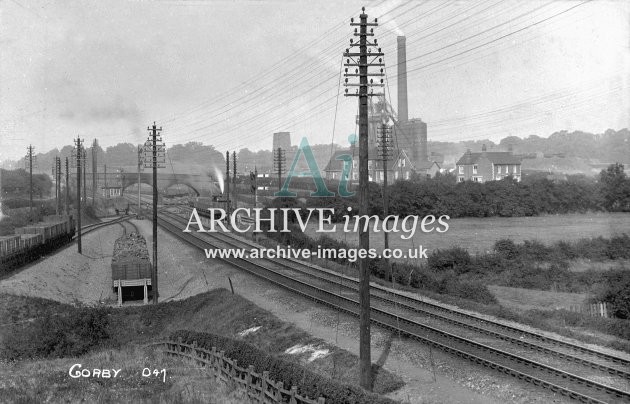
top-left (275, 381), bottom-right (283, 402)
top-left (247, 365), bottom-right (253, 391)
top-left (219, 351), bottom-right (225, 379)
top-left (211, 347), bottom-right (217, 377)
top-left (289, 386), bottom-right (297, 404)
top-left (232, 359), bottom-right (238, 389)
top-left (261, 371), bottom-right (269, 402)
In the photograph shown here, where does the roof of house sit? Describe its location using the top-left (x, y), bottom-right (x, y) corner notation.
top-left (456, 151), bottom-right (522, 165)
top-left (415, 160), bottom-right (440, 170)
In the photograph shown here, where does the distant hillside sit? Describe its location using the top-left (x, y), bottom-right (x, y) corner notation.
top-left (428, 128), bottom-right (629, 174)
top-left (7, 128), bottom-right (628, 178)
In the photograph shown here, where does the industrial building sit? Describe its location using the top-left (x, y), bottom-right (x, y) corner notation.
top-left (325, 35), bottom-right (437, 183)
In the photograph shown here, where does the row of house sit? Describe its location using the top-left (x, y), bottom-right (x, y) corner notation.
top-left (324, 144), bottom-right (522, 184)
top-left (324, 148), bottom-right (440, 183)
top-left (455, 144), bottom-right (522, 183)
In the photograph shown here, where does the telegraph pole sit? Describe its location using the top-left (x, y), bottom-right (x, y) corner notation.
top-left (92, 139), bottom-right (98, 206)
top-left (378, 123), bottom-right (392, 250)
top-left (65, 157), bottom-right (69, 215)
top-left (82, 150), bottom-right (87, 205)
top-left (73, 137), bottom-right (84, 253)
top-left (25, 145), bottom-right (35, 222)
top-left (225, 151), bottom-right (230, 213)
top-left (250, 168), bottom-right (258, 207)
top-left (53, 157), bottom-right (62, 215)
top-left (343, 7), bottom-right (384, 390)
top-left (52, 162), bottom-right (57, 215)
top-left (143, 122), bottom-right (166, 304)
top-left (273, 147), bottom-right (285, 192)
top-left (232, 151), bottom-right (237, 210)
top-left (137, 145), bottom-right (142, 214)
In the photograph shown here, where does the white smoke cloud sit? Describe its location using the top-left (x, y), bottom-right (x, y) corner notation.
top-left (213, 165), bottom-right (224, 194)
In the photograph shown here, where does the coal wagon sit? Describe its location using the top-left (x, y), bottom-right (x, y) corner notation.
top-left (112, 232), bottom-right (152, 305)
top-left (0, 214), bottom-right (75, 274)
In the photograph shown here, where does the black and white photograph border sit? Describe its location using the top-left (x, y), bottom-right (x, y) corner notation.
top-left (1, 1), bottom-right (629, 403)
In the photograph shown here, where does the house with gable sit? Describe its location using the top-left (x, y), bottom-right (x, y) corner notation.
top-left (455, 144), bottom-right (522, 183)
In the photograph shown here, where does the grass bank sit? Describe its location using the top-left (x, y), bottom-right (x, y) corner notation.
top-left (1, 289), bottom-right (404, 399)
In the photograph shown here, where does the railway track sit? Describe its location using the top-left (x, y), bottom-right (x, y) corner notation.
top-left (78, 216), bottom-right (132, 238)
top-left (158, 210), bottom-right (630, 404)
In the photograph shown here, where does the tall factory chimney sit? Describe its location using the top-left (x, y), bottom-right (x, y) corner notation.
top-left (397, 36), bottom-right (408, 123)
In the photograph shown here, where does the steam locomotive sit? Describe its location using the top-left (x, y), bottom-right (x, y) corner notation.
top-left (187, 194), bottom-right (230, 220)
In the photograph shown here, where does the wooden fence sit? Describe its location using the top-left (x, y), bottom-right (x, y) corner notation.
top-left (567, 302), bottom-right (609, 318)
top-left (151, 339), bottom-right (325, 404)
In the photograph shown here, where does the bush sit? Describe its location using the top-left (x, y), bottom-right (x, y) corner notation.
top-left (494, 239), bottom-right (519, 260)
top-left (595, 270), bottom-right (630, 319)
top-left (3, 306), bottom-right (112, 360)
top-left (170, 330), bottom-right (398, 404)
top-left (427, 247), bottom-right (471, 274)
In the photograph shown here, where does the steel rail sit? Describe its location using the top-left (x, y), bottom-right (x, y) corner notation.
top-left (157, 213), bottom-right (629, 404)
top-left (167, 209), bottom-right (630, 374)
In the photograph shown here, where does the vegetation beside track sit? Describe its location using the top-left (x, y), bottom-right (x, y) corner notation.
top-left (0, 289), bottom-right (404, 400)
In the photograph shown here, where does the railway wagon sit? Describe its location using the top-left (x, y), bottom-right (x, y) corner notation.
top-left (112, 232), bottom-right (152, 305)
top-left (0, 235), bottom-right (21, 256)
top-left (0, 215), bottom-right (75, 274)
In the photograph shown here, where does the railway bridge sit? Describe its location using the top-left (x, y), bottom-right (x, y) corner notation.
top-left (69, 172), bottom-right (211, 196)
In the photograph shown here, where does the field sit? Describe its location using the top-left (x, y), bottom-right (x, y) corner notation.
top-left (487, 285), bottom-right (590, 312)
top-left (303, 212), bottom-right (630, 255)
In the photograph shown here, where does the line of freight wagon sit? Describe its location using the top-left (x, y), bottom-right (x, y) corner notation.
top-left (0, 214), bottom-right (76, 274)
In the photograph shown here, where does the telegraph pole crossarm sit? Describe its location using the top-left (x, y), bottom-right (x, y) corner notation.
top-left (342, 6), bottom-right (384, 391)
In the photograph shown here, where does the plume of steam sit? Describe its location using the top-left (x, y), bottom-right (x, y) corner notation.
top-left (213, 165), bottom-right (224, 194)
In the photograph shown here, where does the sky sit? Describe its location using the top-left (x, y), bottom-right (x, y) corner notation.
top-left (1, 0), bottom-right (628, 163)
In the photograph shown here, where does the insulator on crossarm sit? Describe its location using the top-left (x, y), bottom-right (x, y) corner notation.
top-left (351, 18), bottom-right (354, 23)
top-left (350, 39), bottom-right (353, 44)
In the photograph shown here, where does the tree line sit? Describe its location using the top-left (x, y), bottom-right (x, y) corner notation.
top-left (280, 163), bottom-right (630, 219)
